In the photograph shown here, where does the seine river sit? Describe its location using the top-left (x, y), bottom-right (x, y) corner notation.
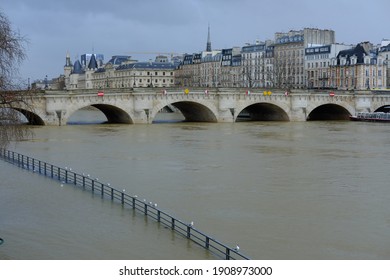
top-left (1, 110), bottom-right (390, 260)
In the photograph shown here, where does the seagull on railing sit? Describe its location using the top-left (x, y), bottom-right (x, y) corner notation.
top-left (235, 244), bottom-right (240, 251)
top-left (189, 221), bottom-right (194, 227)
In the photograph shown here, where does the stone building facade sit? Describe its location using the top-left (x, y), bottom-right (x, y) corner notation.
top-left (305, 43), bottom-right (352, 89)
top-left (273, 28), bottom-right (336, 89)
top-left (220, 47), bottom-right (241, 87)
top-left (241, 42), bottom-right (268, 88)
top-left (59, 27), bottom-right (389, 92)
top-left (379, 41), bottom-right (390, 88)
top-left (64, 54), bottom-right (178, 90)
top-left (329, 42), bottom-right (388, 90)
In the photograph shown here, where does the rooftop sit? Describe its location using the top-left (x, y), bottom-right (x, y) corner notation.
top-left (116, 61), bottom-right (178, 71)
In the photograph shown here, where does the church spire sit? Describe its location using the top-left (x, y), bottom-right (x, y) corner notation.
top-left (206, 24), bottom-right (212, 52)
top-left (65, 51), bottom-right (72, 67)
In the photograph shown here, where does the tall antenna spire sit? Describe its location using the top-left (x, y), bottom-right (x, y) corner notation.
top-left (206, 24), bottom-right (212, 52)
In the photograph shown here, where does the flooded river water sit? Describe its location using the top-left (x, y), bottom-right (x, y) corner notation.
top-left (1, 110), bottom-right (390, 259)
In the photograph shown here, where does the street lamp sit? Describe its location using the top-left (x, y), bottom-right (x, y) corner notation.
top-left (132, 64), bottom-right (136, 88)
top-left (44, 75), bottom-right (48, 89)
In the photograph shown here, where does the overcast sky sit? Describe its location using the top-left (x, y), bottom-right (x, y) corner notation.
top-left (2, 0), bottom-right (390, 82)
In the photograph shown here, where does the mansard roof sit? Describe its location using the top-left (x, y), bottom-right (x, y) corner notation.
top-left (94, 68), bottom-right (106, 73)
top-left (107, 55), bottom-right (132, 66)
top-left (116, 61), bottom-right (178, 71)
top-left (380, 43), bottom-right (390, 52)
top-left (337, 44), bottom-right (369, 65)
top-left (201, 53), bottom-right (222, 62)
top-left (242, 43), bottom-right (266, 53)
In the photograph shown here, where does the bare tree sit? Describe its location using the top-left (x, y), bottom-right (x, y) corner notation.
top-left (242, 65), bottom-right (254, 88)
top-left (0, 10), bottom-right (32, 148)
top-left (266, 51), bottom-right (295, 90)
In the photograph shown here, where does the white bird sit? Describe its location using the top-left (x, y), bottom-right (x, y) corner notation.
top-left (154, 203), bottom-right (157, 208)
top-left (122, 189), bottom-right (126, 193)
top-left (189, 221), bottom-right (194, 227)
top-left (235, 245), bottom-right (240, 251)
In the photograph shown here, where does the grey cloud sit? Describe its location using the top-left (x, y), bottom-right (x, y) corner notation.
top-left (2, 0), bottom-right (390, 81)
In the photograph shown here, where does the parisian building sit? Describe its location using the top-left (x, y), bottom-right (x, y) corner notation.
top-left (176, 53), bottom-right (195, 87)
top-left (305, 43), bottom-right (352, 89)
top-left (175, 26), bottom-right (223, 87)
top-left (64, 53), bottom-right (179, 90)
top-left (200, 51), bottom-right (222, 87)
top-left (221, 47), bottom-right (241, 87)
top-left (379, 40), bottom-right (390, 88)
top-left (329, 42), bottom-right (388, 90)
top-left (241, 41), bottom-right (266, 88)
top-left (59, 27), bottom-right (389, 91)
top-left (272, 28), bottom-right (336, 89)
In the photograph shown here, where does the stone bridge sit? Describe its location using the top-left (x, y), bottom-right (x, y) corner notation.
top-left (9, 88), bottom-right (390, 125)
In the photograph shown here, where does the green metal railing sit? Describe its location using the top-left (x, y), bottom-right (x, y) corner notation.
top-left (0, 149), bottom-right (250, 260)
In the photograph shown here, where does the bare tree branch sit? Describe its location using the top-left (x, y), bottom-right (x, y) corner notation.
top-left (0, 10), bottom-right (33, 148)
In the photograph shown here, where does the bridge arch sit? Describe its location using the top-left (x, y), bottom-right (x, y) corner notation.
top-left (374, 105), bottom-right (390, 112)
top-left (371, 95), bottom-right (390, 113)
top-left (151, 100), bottom-right (218, 122)
top-left (65, 104), bottom-right (134, 124)
top-left (307, 103), bottom-right (352, 120)
top-left (235, 102), bottom-right (290, 121)
top-left (16, 108), bottom-right (45, 125)
top-left (1, 107), bottom-right (45, 125)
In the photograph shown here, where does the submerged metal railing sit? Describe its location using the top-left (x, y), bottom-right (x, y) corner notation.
top-left (0, 149), bottom-right (250, 260)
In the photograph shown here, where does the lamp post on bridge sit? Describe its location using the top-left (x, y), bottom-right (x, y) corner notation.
top-left (133, 64), bottom-right (136, 88)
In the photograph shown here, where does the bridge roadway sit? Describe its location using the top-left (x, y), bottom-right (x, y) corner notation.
top-left (12, 88), bottom-right (390, 125)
